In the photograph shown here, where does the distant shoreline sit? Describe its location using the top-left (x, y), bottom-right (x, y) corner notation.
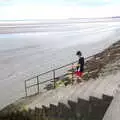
top-left (0, 19), bottom-right (120, 34)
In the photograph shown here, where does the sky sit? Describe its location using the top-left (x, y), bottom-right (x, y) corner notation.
top-left (0, 0), bottom-right (120, 20)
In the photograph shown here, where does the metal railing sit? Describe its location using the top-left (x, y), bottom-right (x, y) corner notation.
top-left (24, 55), bottom-right (93, 97)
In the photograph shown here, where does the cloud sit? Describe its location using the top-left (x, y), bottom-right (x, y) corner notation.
top-left (0, 0), bottom-right (120, 20)
top-left (104, 0), bottom-right (111, 2)
top-left (64, 0), bottom-right (112, 7)
top-left (0, 0), bottom-right (10, 2)
top-left (0, 0), bottom-right (12, 6)
top-left (0, 4), bottom-right (119, 20)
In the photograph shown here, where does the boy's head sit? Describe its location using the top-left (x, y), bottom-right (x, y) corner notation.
top-left (76, 51), bottom-right (82, 57)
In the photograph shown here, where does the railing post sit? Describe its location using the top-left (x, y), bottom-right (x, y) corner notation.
top-left (72, 63), bottom-right (74, 84)
top-left (53, 70), bottom-right (56, 88)
top-left (25, 80), bottom-right (27, 97)
top-left (37, 76), bottom-right (39, 94)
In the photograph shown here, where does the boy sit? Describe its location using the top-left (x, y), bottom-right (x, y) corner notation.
top-left (74, 51), bottom-right (84, 83)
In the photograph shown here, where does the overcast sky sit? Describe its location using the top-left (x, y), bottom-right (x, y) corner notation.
top-left (0, 0), bottom-right (120, 20)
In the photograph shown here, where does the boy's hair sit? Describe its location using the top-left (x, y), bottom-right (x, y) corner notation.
top-left (76, 51), bottom-right (82, 56)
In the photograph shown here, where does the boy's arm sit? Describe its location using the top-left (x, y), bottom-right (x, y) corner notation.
top-left (76, 64), bottom-right (80, 71)
top-left (72, 64), bottom-right (80, 68)
top-left (76, 58), bottom-right (82, 70)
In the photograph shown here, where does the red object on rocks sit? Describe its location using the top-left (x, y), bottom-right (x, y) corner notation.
top-left (74, 71), bottom-right (83, 77)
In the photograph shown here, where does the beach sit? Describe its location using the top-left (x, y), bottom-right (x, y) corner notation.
top-left (0, 19), bottom-right (120, 109)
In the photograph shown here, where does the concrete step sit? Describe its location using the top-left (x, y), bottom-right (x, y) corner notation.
top-left (93, 73), bottom-right (120, 99)
top-left (28, 85), bottom-right (77, 109)
top-left (103, 73), bottom-right (120, 96)
top-left (59, 81), bottom-right (92, 106)
top-left (28, 80), bottom-right (94, 109)
top-left (28, 90), bottom-right (54, 109)
top-left (80, 79), bottom-right (103, 100)
top-left (37, 79), bottom-right (97, 108)
top-left (68, 80), bottom-right (94, 102)
top-left (103, 91), bottom-right (120, 120)
top-left (38, 81), bottom-right (90, 108)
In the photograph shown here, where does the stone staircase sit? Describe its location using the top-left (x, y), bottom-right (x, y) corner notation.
top-left (0, 95), bottom-right (112, 120)
top-left (21, 71), bottom-right (120, 120)
top-left (0, 74), bottom-right (116, 120)
top-left (1, 65), bottom-right (120, 120)
top-left (28, 71), bottom-right (119, 110)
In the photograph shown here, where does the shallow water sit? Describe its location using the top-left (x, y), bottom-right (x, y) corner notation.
top-left (0, 20), bottom-right (120, 109)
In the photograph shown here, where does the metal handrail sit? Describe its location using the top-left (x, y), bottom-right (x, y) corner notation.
top-left (24, 54), bottom-right (94, 97)
top-left (25, 61), bottom-right (78, 82)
